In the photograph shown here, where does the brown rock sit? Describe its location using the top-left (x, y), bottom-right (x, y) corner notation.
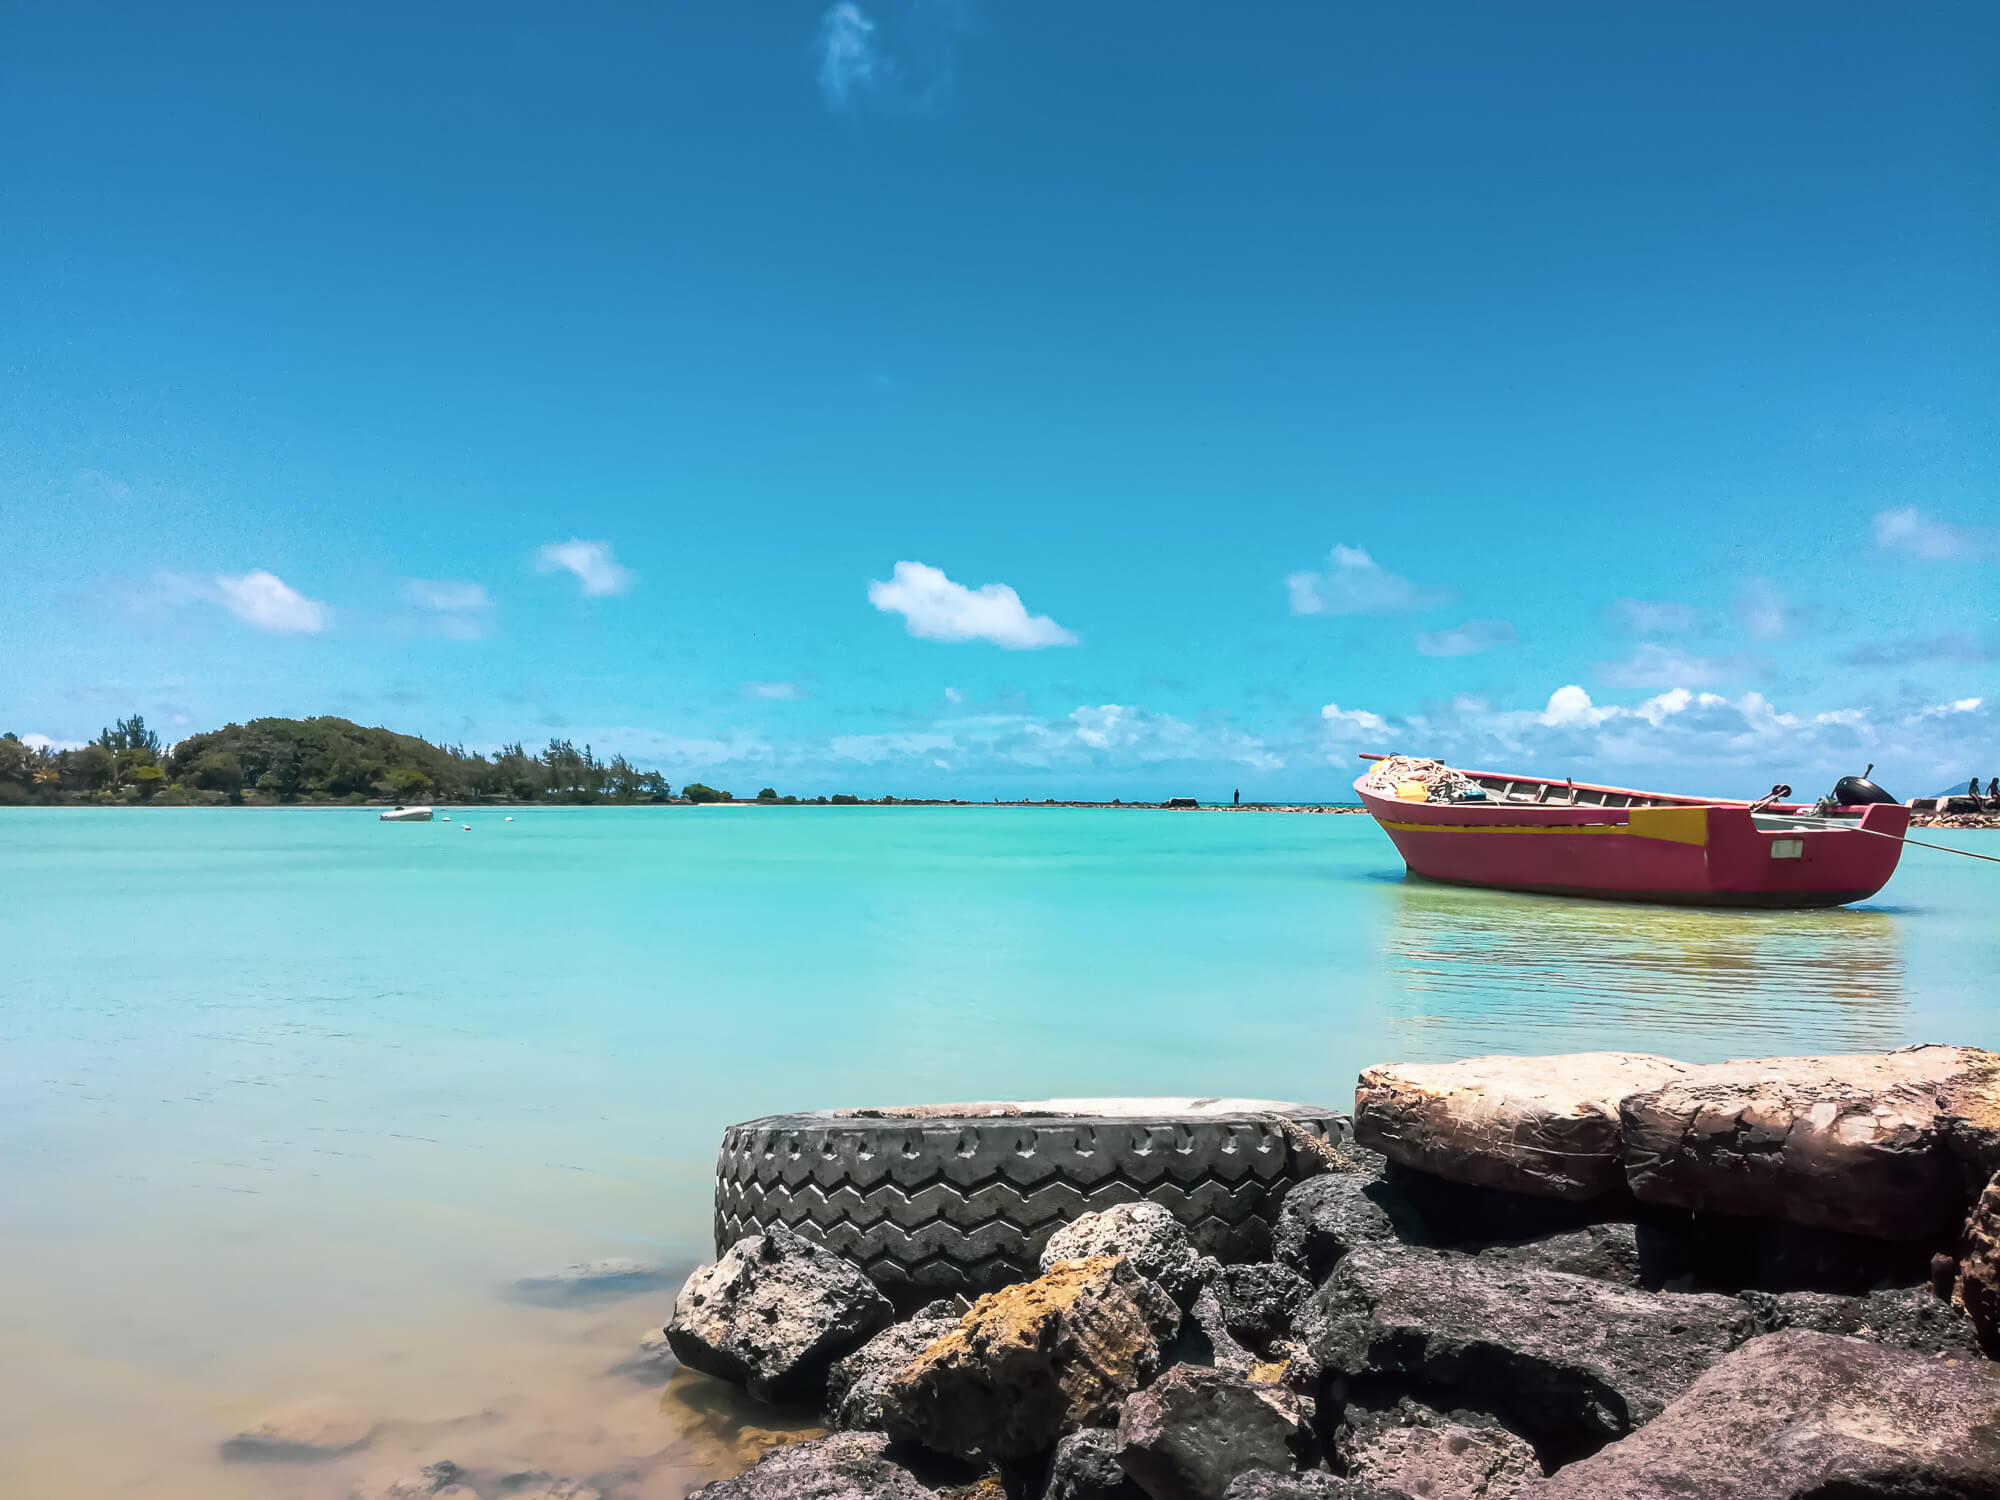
top-left (1115, 1366), bottom-right (1317, 1500)
top-left (1354, 1054), bottom-right (1688, 1200)
top-left (1347, 1419), bottom-right (1537, 1500)
top-left (1524, 1329), bottom-right (2000, 1498)
top-left (1958, 1168), bottom-right (2000, 1357)
top-left (875, 1256), bottom-right (1180, 1462)
top-left (1620, 1044), bottom-right (2000, 1239)
top-left (221, 1401), bottom-right (374, 1460)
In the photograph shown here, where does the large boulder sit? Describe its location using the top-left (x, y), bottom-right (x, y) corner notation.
top-left (1340, 1399), bottom-right (1539, 1500)
top-left (1619, 1044), bottom-right (2000, 1240)
top-left (1039, 1203), bottom-right (1214, 1305)
top-left (1271, 1172), bottom-right (1424, 1282)
top-left (1298, 1247), bottom-right (1752, 1464)
top-left (667, 1223), bottom-right (896, 1404)
top-left (828, 1304), bottom-right (964, 1430)
top-left (1524, 1329), bottom-right (2000, 1498)
top-left (1355, 1054), bottom-right (1689, 1201)
top-left (1114, 1366), bottom-right (1318, 1500)
top-left (875, 1256), bottom-right (1180, 1462)
top-left (1737, 1285), bottom-right (1980, 1360)
top-left (1959, 1168), bottom-right (2000, 1357)
top-left (687, 1433), bottom-right (935, 1500)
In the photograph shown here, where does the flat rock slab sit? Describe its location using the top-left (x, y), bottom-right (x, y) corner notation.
top-left (688, 1433), bottom-right (935, 1500)
top-left (668, 1223), bottom-right (895, 1404)
top-left (1525, 1329), bottom-right (2000, 1498)
top-left (1620, 1044), bottom-right (2000, 1239)
top-left (1299, 1247), bottom-right (1752, 1463)
top-left (1355, 1054), bottom-right (1689, 1201)
top-left (221, 1402), bottom-right (374, 1460)
top-left (1115, 1365), bottom-right (1318, 1500)
top-left (511, 1258), bottom-right (676, 1304)
top-left (876, 1255), bottom-right (1180, 1462)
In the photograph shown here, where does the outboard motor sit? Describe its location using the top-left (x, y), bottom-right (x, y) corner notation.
top-left (1833, 763), bottom-right (1897, 806)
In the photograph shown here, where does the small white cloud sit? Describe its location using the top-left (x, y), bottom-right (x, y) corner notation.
top-left (744, 681), bottom-right (804, 701)
top-left (1416, 618), bottom-right (1516, 657)
top-left (818, 3), bottom-right (883, 109)
top-left (1873, 507), bottom-right (1995, 562)
top-left (1286, 545), bottom-right (1451, 616)
top-left (943, 686), bottom-right (964, 704)
top-left (211, 571), bottom-right (331, 634)
top-left (1610, 598), bottom-right (1703, 635)
top-left (1595, 642), bottom-right (1758, 689)
top-left (1735, 576), bottom-right (1806, 641)
top-left (868, 561), bottom-right (1078, 649)
top-left (1540, 684), bottom-right (1614, 728)
top-left (20, 733), bottom-right (84, 751)
top-left (535, 539), bottom-right (635, 597)
top-left (1320, 702), bottom-right (1391, 736)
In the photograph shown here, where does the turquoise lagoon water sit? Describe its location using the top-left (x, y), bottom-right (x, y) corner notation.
top-left (2, 806), bottom-right (1994, 1498)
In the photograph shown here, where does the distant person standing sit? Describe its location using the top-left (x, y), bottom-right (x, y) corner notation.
top-left (1234, 789), bottom-right (1240, 805)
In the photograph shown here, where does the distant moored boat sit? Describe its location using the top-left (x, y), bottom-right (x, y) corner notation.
top-left (1355, 755), bottom-right (1908, 909)
top-left (379, 805), bottom-right (434, 822)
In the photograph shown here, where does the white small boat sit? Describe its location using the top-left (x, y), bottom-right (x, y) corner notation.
top-left (380, 805), bottom-right (434, 823)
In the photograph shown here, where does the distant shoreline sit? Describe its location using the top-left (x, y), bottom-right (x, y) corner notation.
top-left (1, 798), bottom-right (1371, 813)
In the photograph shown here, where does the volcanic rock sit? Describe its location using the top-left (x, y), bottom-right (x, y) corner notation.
top-left (1958, 1168), bottom-right (2000, 1357)
top-left (1736, 1284), bottom-right (1980, 1358)
top-left (351, 1460), bottom-right (472, 1499)
top-left (1221, 1476), bottom-right (1389, 1500)
top-left (828, 1306), bottom-right (963, 1431)
top-left (1114, 1366), bottom-right (1318, 1500)
top-left (688, 1432), bottom-right (935, 1500)
top-left (1525, 1329), bottom-right (2000, 1498)
top-left (1297, 1246), bottom-right (1752, 1464)
top-left (1342, 1400), bottom-right (1538, 1500)
top-left (1355, 1053), bottom-right (1689, 1201)
top-left (875, 1256), bottom-right (1180, 1462)
top-left (1040, 1203), bottom-right (1214, 1305)
top-left (1203, 1265), bottom-right (1311, 1356)
top-left (667, 1223), bottom-right (896, 1404)
top-left (1472, 1223), bottom-right (1644, 1287)
top-left (1044, 1429), bottom-right (1149, 1500)
top-left (1619, 1044), bottom-right (2000, 1239)
top-left (1272, 1170), bottom-right (1425, 1282)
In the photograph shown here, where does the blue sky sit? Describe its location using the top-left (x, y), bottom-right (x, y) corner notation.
top-left (2, 2), bottom-right (1994, 798)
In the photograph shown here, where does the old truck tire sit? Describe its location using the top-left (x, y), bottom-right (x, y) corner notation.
top-left (713, 1098), bottom-right (1348, 1295)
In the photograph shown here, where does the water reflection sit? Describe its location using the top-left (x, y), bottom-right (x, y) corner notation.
top-left (1378, 877), bottom-right (1907, 1059)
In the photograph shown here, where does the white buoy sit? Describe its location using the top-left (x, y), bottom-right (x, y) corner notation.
top-left (462, 824), bottom-right (471, 830)
top-left (505, 816), bottom-right (514, 822)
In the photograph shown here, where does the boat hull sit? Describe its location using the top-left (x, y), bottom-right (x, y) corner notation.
top-left (1357, 776), bottom-right (1908, 909)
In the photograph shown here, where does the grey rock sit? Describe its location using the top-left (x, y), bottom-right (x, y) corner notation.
top-left (1223, 1474), bottom-right (1393, 1500)
top-left (1735, 1284), bottom-right (1979, 1358)
top-left (1272, 1172), bottom-right (1422, 1283)
top-left (1115, 1366), bottom-right (1318, 1500)
top-left (1356, 1054), bottom-right (1690, 1201)
top-left (1341, 1400), bottom-right (1537, 1500)
top-left (1298, 1247), bottom-right (1753, 1465)
top-left (689, 1433), bottom-right (935, 1500)
top-left (350, 1460), bottom-right (469, 1500)
top-left (1205, 1265), bottom-right (1312, 1354)
top-left (668, 1223), bottom-right (896, 1404)
top-left (510, 1256), bottom-right (676, 1304)
top-left (828, 1311), bottom-right (960, 1430)
top-left (1525, 1329), bottom-right (2000, 1498)
top-left (1619, 1045), bottom-right (2000, 1240)
top-left (1045, 1429), bottom-right (1148, 1500)
top-left (1472, 1223), bottom-right (1642, 1287)
top-left (1040, 1203), bottom-right (1215, 1304)
top-left (1173, 1286), bottom-right (1261, 1376)
top-left (1959, 1166), bottom-right (2000, 1357)
top-left (876, 1255), bottom-right (1181, 1462)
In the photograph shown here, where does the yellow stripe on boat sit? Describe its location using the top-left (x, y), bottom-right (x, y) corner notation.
top-left (1377, 806), bottom-right (1709, 847)
top-left (1624, 806), bottom-right (1709, 846)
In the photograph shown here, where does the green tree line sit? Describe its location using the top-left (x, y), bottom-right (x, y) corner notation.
top-left (0, 715), bottom-right (683, 807)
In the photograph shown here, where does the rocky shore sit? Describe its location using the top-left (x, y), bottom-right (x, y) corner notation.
top-left (657, 1046), bottom-right (2000, 1500)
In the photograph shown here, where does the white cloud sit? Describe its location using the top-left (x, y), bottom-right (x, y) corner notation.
top-left (1540, 685), bottom-right (1614, 728)
top-left (1735, 576), bottom-right (1810, 641)
top-left (535, 539), bottom-right (635, 597)
top-left (817, 2), bottom-right (882, 109)
top-left (943, 686), bottom-right (964, 704)
top-left (1320, 702), bottom-right (1391, 736)
top-left (400, 579), bottom-right (494, 639)
top-left (744, 681), bottom-right (804, 701)
top-left (1609, 598), bottom-right (1703, 635)
top-left (20, 733), bottom-right (84, 751)
top-left (1595, 642), bottom-right (1758, 689)
top-left (1873, 507), bottom-right (1996, 562)
top-left (868, 561), bottom-right (1078, 648)
top-left (1416, 618), bottom-right (1516, 657)
top-left (209, 571), bottom-right (330, 634)
top-left (1286, 546), bottom-right (1451, 616)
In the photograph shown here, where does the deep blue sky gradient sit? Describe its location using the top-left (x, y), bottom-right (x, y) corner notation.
top-left (2, 3), bottom-right (1994, 797)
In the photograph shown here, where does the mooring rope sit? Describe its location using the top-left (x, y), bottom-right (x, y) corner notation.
top-left (1849, 824), bottom-right (2000, 865)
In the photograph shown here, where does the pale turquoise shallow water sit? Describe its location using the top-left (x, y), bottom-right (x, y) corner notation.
top-left (1, 807), bottom-right (1994, 1497)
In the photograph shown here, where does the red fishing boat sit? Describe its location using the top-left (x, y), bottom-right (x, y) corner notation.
top-left (1354, 755), bottom-right (1910, 909)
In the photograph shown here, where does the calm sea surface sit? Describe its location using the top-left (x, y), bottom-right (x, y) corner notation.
top-left (2, 807), bottom-right (1994, 1497)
